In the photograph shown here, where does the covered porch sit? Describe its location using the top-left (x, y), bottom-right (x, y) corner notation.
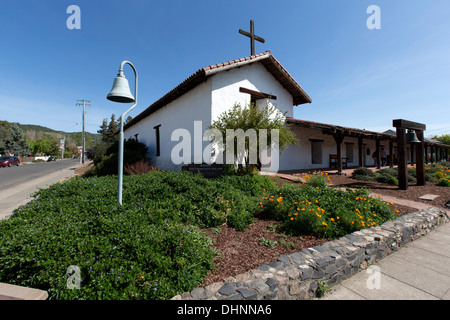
top-left (285, 118), bottom-right (397, 175)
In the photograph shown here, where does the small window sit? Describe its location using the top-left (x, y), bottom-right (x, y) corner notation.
top-left (154, 125), bottom-right (161, 157)
top-left (311, 141), bottom-right (323, 164)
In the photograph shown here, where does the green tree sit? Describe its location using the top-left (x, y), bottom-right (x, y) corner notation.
top-left (0, 122), bottom-right (12, 155)
top-left (434, 134), bottom-right (450, 145)
top-left (207, 102), bottom-right (298, 170)
top-left (97, 118), bottom-right (108, 142)
top-left (106, 114), bottom-right (119, 143)
top-left (3, 124), bottom-right (28, 156)
top-left (30, 136), bottom-right (59, 156)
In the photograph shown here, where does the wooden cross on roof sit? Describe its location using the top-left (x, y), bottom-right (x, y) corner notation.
top-left (239, 20), bottom-right (265, 56)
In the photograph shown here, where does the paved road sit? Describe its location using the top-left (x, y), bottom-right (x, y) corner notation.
top-left (0, 159), bottom-right (84, 220)
top-left (0, 159), bottom-right (80, 189)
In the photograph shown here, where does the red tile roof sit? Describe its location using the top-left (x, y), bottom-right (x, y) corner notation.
top-left (125, 51), bottom-right (311, 130)
top-left (286, 118), bottom-right (396, 140)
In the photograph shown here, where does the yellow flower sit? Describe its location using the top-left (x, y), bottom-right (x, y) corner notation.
top-left (322, 222), bottom-right (327, 226)
top-left (331, 218), bottom-right (335, 222)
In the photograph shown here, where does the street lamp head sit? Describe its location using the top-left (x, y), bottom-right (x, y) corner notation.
top-left (107, 70), bottom-right (135, 103)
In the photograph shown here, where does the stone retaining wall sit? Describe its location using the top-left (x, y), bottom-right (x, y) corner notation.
top-left (172, 207), bottom-right (449, 300)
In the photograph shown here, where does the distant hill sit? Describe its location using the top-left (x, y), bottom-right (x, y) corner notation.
top-left (1, 120), bottom-right (101, 156)
top-left (12, 122), bottom-right (100, 142)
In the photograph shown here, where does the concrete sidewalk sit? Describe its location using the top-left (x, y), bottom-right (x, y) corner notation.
top-left (321, 221), bottom-right (450, 300)
top-left (0, 162), bottom-right (86, 220)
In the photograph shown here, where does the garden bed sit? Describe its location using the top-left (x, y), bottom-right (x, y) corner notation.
top-left (200, 175), bottom-right (417, 287)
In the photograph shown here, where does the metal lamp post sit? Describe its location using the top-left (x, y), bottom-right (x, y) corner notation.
top-left (107, 61), bottom-right (138, 205)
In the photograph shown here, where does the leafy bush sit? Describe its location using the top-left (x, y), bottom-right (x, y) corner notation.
top-left (303, 171), bottom-right (331, 189)
top-left (352, 174), bottom-right (376, 182)
top-left (0, 170), bottom-right (278, 300)
top-left (262, 184), bottom-right (394, 239)
top-left (85, 139), bottom-right (150, 177)
top-left (124, 159), bottom-right (154, 176)
top-left (437, 178), bottom-right (450, 187)
top-left (352, 167), bottom-right (376, 178)
top-left (376, 174), bottom-right (398, 185)
top-left (351, 164), bottom-right (450, 185)
top-left (0, 177), bottom-right (216, 299)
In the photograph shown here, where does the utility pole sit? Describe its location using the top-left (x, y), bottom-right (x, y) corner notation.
top-left (76, 99), bottom-right (91, 164)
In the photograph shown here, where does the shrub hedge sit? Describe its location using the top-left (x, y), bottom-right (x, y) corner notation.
top-left (0, 170), bottom-right (276, 300)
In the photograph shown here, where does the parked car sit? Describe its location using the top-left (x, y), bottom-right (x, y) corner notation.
top-left (0, 156), bottom-right (20, 167)
top-left (47, 156), bottom-right (57, 162)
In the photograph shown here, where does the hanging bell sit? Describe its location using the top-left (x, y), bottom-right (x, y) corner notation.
top-left (406, 130), bottom-right (421, 144)
top-left (107, 70), bottom-right (135, 103)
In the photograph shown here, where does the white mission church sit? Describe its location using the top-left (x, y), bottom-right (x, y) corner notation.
top-left (123, 50), bottom-right (399, 174)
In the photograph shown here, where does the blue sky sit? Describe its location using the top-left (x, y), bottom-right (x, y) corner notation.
top-left (0, 0), bottom-right (449, 137)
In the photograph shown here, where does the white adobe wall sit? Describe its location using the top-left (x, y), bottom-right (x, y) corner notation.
top-left (211, 63), bottom-right (294, 122)
top-left (124, 78), bottom-right (213, 171)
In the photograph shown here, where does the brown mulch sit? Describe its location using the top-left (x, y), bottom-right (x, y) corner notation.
top-left (326, 174), bottom-right (450, 210)
top-left (201, 218), bottom-right (328, 286)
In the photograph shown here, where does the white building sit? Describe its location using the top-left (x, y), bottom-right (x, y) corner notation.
top-left (124, 51), bottom-right (396, 173)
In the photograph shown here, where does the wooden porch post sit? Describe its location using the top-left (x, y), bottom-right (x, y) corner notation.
top-left (393, 119), bottom-right (426, 191)
top-left (375, 138), bottom-right (381, 169)
top-left (396, 127), bottom-right (408, 190)
top-left (333, 133), bottom-right (344, 175)
top-left (358, 136), bottom-right (364, 168)
top-left (425, 144), bottom-right (428, 164)
top-left (415, 130), bottom-right (426, 186)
